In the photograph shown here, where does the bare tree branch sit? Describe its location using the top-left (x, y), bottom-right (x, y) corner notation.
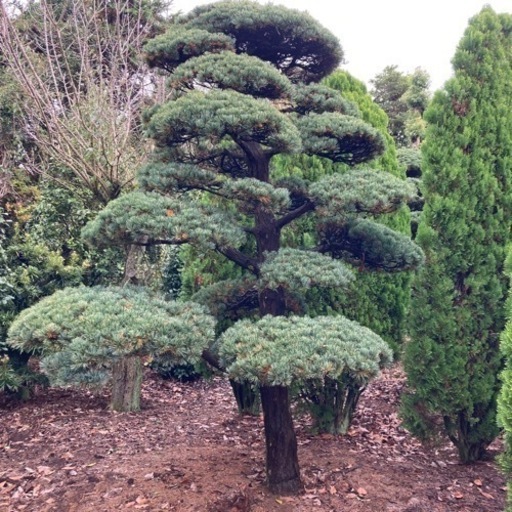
top-left (0, 0), bottom-right (168, 205)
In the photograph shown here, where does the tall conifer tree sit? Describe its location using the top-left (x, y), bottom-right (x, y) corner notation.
top-left (403, 7), bottom-right (512, 463)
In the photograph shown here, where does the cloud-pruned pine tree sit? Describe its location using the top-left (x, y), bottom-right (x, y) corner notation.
top-left (403, 7), bottom-right (512, 463)
top-left (80, 1), bottom-right (422, 493)
top-left (7, 286), bottom-right (215, 411)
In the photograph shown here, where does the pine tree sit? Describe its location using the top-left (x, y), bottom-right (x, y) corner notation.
top-left (7, 286), bottom-right (215, 411)
top-left (403, 7), bottom-right (512, 463)
top-left (76, 1), bottom-right (421, 493)
top-left (371, 66), bottom-right (430, 147)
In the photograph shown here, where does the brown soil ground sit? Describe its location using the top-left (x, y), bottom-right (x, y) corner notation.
top-left (0, 366), bottom-right (506, 512)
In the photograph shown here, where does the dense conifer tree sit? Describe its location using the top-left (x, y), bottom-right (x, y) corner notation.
top-left (498, 252), bottom-right (512, 510)
top-left (13, 1), bottom-right (422, 493)
top-left (403, 7), bottom-right (512, 463)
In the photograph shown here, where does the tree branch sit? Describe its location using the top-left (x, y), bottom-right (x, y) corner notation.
top-left (216, 246), bottom-right (260, 275)
top-left (133, 238), bottom-right (189, 246)
top-left (201, 349), bottom-right (225, 372)
top-left (276, 199), bottom-right (315, 229)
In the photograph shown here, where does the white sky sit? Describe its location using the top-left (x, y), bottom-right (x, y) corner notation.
top-left (171, 0), bottom-right (512, 92)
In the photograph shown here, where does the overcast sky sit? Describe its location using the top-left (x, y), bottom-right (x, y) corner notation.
top-left (171, 0), bottom-right (512, 92)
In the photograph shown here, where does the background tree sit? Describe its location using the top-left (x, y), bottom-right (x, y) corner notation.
top-left (0, 174), bottom-right (86, 396)
top-left (498, 251), bottom-right (512, 511)
top-left (0, 0), bottom-right (168, 206)
top-left (397, 147), bottom-right (424, 238)
top-left (370, 65), bottom-right (409, 145)
top-left (371, 65), bottom-right (430, 147)
top-left (78, 1), bottom-right (423, 493)
top-left (402, 7), bottom-right (512, 463)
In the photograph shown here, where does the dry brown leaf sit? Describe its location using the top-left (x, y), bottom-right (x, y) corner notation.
top-left (473, 479), bottom-right (483, 487)
top-left (357, 487), bottom-right (368, 497)
top-left (36, 466), bottom-right (53, 476)
top-left (328, 485), bottom-right (337, 495)
top-left (453, 491), bottom-right (464, 499)
top-left (478, 488), bottom-right (495, 500)
top-left (0, 482), bottom-right (14, 495)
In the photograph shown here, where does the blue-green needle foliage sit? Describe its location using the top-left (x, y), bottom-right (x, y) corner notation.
top-left (219, 315), bottom-right (392, 386)
top-left (170, 51), bottom-right (292, 99)
top-left (292, 84), bottom-right (360, 117)
top-left (80, 1), bottom-right (422, 491)
top-left (296, 113), bottom-right (385, 165)
top-left (310, 169), bottom-right (415, 218)
top-left (144, 26), bottom-right (235, 72)
top-left (403, 7), bottom-right (512, 464)
top-left (179, 0), bottom-right (342, 83)
top-left (260, 248), bottom-right (354, 292)
top-left (82, 191), bottom-right (246, 250)
top-left (320, 219), bottom-right (424, 273)
top-left (7, 286), bottom-right (215, 387)
top-left (138, 162), bottom-right (220, 193)
top-left (146, 89), bottom-right (302, 159)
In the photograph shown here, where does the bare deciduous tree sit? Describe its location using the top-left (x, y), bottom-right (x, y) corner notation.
top-left (0, 0), bottom-right (168, 205)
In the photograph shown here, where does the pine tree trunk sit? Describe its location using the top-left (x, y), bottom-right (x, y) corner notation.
top-left (260, 385), bottom-right (302, 494)
top-left (230, 379), bottom-right (260, 415)
top-left (122, 240), bottom-right (148, 286)
top-left (111, 356), bottom-right (143, 412)
top-left (333, 380), bottom-right (365, 435)
top-left (249, 149), bottom-right (301, 493)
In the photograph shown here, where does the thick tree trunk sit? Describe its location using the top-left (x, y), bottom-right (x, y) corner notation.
top-left (242, 146), bottom-right (301, 493)
top-left (111, 356), bottom-right (143, 412)
top-left (260, 385), bottom-right (302, 494)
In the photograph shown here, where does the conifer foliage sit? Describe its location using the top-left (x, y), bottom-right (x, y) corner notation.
top-left (498, 252), bottom-right (512, 510)
top-left (403, 7), bottom-right (512, 463)
top-left (7, 286), bottom-right (215, 411)
top-left (58, 1), bottom-right (421, 494)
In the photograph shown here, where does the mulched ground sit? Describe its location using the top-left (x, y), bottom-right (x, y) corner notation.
top-left (0, 366), bottom-right (507, 511)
